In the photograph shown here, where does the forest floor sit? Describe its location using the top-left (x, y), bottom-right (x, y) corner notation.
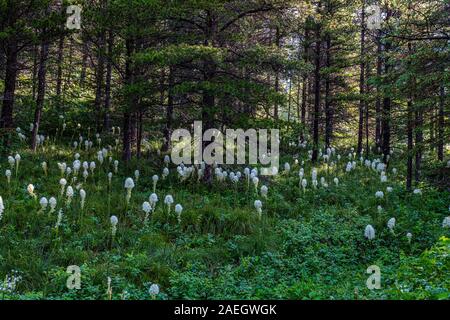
top-left (0, 133), bottom-right (449, 300)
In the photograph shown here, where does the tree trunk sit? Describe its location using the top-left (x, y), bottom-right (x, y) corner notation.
top-left (325, 35), bottom-right (332, 148)
top-left (406, 98), bottom-right (414, 190)
top-left (365, 57), bottom-right (370, 157)
top-left (357, 0), bottom-right (366, 154)
top-left (31, 40), bottom-right (50, 151)
top-left (407, 41), bottom-right (414, 190)
top-left (136, 109), bottom-right (143, 158)
top-left (437, 85), bottom-right (445, 161)
top-left (201, 59), bottom-right (216, 182)
top-left (122, 38), bottom-right (135, 162)
top-left (311, 13), bottom-right (321, 162)
top-left (300, 25), bottom-right (310, 143)
top-left (32, 44), bottom-right (39, 100)
top-left (381, 10), bottom-right (392, 163)
top-left (123, 111), bottom-right (132, 162)
top-left (296, 78), bottom-right (301, 123)
top-left (80, 41), bottom-right (88, 87)
top-left (94, 32), bottom-right (106, 132)
top-left (63, 38), bottom-right (74, 102)
top-left (299, 78), bottom-right (307, 142)
top-left (375, 30), bottom-right (383, 152)
top-left (414, 108), bottom-right (423, 183)
top-left (103, 30), bottom-right (114, 132)
top-left (0, 46), bottom-right (5, 79)
top-left (0, 39), bottom-right (18, 135)
top-left (287, 77), bottom-right (292, 123)
top-left (162, 66), bottom-right (174, 152)
top-left (381, 94), bottom-right (391, 163)
top-left (55, 33), bottom-right (64, 107)
top-left (273, 27), bottom-right (281, 120)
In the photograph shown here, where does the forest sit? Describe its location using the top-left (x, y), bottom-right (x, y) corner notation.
top-left (0, 0), bottom-right (449, 300)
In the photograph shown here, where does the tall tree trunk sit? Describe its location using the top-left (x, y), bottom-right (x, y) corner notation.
top-left (381, 91), bottom-right (391, 163)
top-left (414, 108), bottom-right (423, 183)
top-left (273, 27), bottom-right (281, 120)
top-left (55, 33), bottom-right (65, 107)
top-left (0, 39), bottom-right (18, 136)
top-left (0, 46), bottom-right (5, 79)
top-left (31, 44), bottom-right (39, 100)
top-left (94, 32), bottom-right (106, 132)
top-left (357, 0), bottom-right (366, 154)
top-left (296, 78), bottom-right (301, 123)
top-left (407, 39), bottom-right (414, 190)
top-left (375, 30), bottom-right (383, 152)
top-left (202, 64), bottom-right (216, 134)
top-left (31, 40), bottom-right (50, 151)
top-left (122, 38), bottom-right (134, 162)
top-left (287, 77), bottom-right (292, 123)
top-left (406, 98), bottom-right (414, 190)
top-left (103, 30), bottom-right (114, 132)
top-left (79, 40), bottom-right (88, 87)
top-left (430, 105), bottom-right (435, 148)
top-left (136, 109), bottom-right (143, 158)
top-left (365, 58), bottom-right (370, 157)
top-left (63, 38), bottom-right (74, 102)
top-left (437, 85), bottom-right (445, 161)
top-left (162, 66), bottom-right (174, 152)
top-left (311, 11), bottom-right (321, 162)
top-left (324, 35), bottom-right (332, 148)
top-left (201, 59), bottom-right (216, 182)
top-left (300, 25), bottom-right (310, 143)
top-left (300, 78), bottom-right (307, 143)
top-left (381, 10), bottom-right (392, 163)
top-left (131, 114), bottom-right (137, 151)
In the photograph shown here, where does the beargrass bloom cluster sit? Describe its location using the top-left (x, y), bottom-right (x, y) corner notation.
top-left (80, 189), bottom-right (86, 210)
top-left (260, 185), bottom-right (268, 198)
top-left (164, 195), bottom-right (174, 214)
top-left (175, 204), bottom-right (183, 223)
top-left (27, 184), bottom-right (36, 199)
top-left (152, 175), bottom-right (159, 193)
top-left (149, 193), bottom-right (158, 210)
top-left (142, 201), bottom-right (152, 223)
top-left (364, 225), bottom-right (375, 240)
top-left (387, 218), bottom-right (396, 234)
top-left (375, 191), bottom-right (384, 199)
top-left (442, 216), bottom-right (450, 228)
top-left (39, 197), bottom-right (48, 213)
top-left (406, 232), bottom-right (412, 243)
top-left (5, 170), bottom-right (11, 184)
top-left (59, 178), bottom-right (67, 197)
top-left (110, 215), bottom-right (118, 237)
top-left (124, 178), bottom-right (135, 204)
top-left (66, 186), bottom-right (74, 206)
top-left (254, 200), bottom-right (262, 219)
top-left (149, 283), bottom-right (160, 298)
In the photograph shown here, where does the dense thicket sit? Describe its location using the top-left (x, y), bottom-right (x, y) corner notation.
top-left (0, 0), bottom-right (448, 184)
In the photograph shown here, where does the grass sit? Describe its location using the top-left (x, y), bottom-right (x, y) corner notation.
top-left (0, 135), bottom-right (449, 300)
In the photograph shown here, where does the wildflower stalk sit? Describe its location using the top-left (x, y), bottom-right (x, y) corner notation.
top-left (15, 161), bottom-right (19, 178)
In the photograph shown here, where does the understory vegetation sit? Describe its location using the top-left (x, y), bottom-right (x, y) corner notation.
top-left (0, 130), bottom-right (448, 299)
